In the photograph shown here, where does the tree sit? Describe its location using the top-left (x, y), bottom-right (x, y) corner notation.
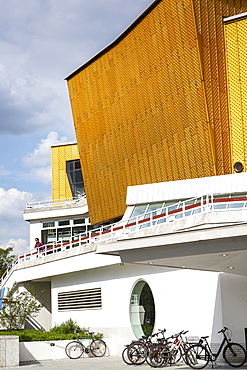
top-left (0, 247), bottom-right (16, 278)
top-left (0, 282), bottom-right (45, 330)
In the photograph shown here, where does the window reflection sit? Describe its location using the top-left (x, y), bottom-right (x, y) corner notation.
top-left (130, 280), bottom-right (155, 338)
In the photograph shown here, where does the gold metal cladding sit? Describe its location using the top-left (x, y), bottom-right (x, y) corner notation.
top-left (67, 0), bottom-right (247, 225)
top-left (225, 16), bottom-right (247, 173)
top-left (51, 143), bottom-right (79, 201)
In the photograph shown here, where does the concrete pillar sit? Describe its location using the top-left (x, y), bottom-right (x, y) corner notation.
top-left (0, 336), bottom-right (19, 367)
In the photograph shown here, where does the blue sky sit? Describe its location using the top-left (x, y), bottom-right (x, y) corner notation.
top-left (0, 0), bottom-right (154, 254)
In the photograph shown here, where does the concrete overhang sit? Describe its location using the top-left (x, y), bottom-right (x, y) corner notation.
top-left (96, 211), bottom-right (247, 276)
top-left (23, 198), bottom-right (88, 222)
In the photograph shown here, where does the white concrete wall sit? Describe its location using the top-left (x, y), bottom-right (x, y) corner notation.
top-left (29, 221), bottom-right (42, 250)
top-left (19, 338), bottom-right (115, 362)
top-left (218, 273), bottom-right (247, 344)
top-left (50, 264), bottom-right (222, 353)
top-left (126, 172), bottom-right (247, 205)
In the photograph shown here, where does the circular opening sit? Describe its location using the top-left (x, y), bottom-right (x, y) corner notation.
top-left (233, 162), bottom-right (244, 173)
top-left (129, 280), bottom-right (155, 338)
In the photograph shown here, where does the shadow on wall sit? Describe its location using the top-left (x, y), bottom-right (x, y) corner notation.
top-left (211, 273), bottom-right (247, 346)
top-left (23, 281), bottom-right (52, 331)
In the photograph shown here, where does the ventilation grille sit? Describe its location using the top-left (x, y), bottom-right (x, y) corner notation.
top-left (58, 288), bottom-right (102, 311)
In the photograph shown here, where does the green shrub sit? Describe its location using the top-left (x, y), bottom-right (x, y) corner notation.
top-left (0, 330), bottom-right (75, 342)
top-left (0, 318), bottom-right (103, 342)
top-left (50, 318), bottom-right (82, 334)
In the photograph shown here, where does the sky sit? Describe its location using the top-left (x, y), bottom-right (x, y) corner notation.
top-left (0, 0), bottom-right (154, 255)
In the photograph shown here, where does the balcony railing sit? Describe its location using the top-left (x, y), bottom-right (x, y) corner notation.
top-left (26, 195), bottom-right (86, 210)
top-left (2, 193), bottom-right (247, 288)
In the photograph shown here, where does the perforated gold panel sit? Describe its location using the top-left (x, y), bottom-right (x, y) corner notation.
top-left (225, 17), bottom-right (247, 171)
top-left (52, 143), bottom-right (80, 201)
top-left (66, 0), bottom-right (247, 225)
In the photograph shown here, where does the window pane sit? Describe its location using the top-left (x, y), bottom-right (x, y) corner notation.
top-left (75, 160), bottom-right (81, 169)
top-left (43, 222), bottom-right (55, 228)
top-left (130, 205), bottom-right (148, 218)
top-left (147, 203), bottom-right (163, 212)
top-left (73, 218), bottom-right (86, 225)
top-left (58, 220), bottom-right (70, 226)
top-left (130, 281), bottom-right (155, 339)
top-left (57, 227), bottom-right (71, 241)
top-left (73, 226), bottom-right (87, 237)
top-left (75, 171), bottom-right (83, 183)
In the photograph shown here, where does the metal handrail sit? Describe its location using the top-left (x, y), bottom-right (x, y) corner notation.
top-left (26, 195), bottom-right (86, 209)
top-left (2, 194), bottom-right (247, 288)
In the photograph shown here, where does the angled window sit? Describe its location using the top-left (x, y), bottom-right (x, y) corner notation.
top-left (66, 159), bottom-right (85, 198)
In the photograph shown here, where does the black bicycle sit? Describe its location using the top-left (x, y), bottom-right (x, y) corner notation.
top-left (185, 327), bottom-right (246, 369)
top-left (65, 331), bottom-right (106, 359)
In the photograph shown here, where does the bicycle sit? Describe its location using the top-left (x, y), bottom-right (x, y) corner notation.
top-left (65, 330), bottom-right (106, 359)
top-left (165, 330), bottom-right (190, 364)
top-left (185, 327), bottom-right (247, 369)
top-left (146, 330), bottom-right (190, 367)
top-left (123, 329), bottom-right (167, 365)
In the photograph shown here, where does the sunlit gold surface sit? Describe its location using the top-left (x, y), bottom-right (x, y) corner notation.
top-left (67, 0), bottom-right (247, 225)
top-left (225, 17), bottom-right (247, 171)
top-left (52, 143), bottom-right (79, 201)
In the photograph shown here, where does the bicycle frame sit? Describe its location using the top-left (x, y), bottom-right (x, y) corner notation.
top-left (200, 328), bottom-right (232, 363)
top-left (75, 337), bottom-right (92, 353)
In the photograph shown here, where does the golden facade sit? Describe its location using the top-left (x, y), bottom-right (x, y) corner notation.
top-left (66, 0), bottom-right (247, 225)
top-left (52, 143), bottom-right (80, 201)
top-left (225, 16), bottom-right (247, 171)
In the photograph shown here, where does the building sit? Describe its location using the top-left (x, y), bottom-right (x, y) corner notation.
top-left (2, 0), bottom-right (247, 355)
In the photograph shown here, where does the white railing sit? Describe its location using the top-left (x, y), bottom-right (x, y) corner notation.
top-left (26, 195), bottom-right (86, 209)
top-left (2, 193), bottom-right (247, 288)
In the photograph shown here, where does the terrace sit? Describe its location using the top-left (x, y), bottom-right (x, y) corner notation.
top-left (2, 193), bottom-right (247, 288)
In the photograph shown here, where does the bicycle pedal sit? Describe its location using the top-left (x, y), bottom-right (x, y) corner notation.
top-left (85, 348), bottom-right (90, 354)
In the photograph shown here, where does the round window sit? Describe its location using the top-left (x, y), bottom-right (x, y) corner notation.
top-left (129, 280), bottom-right (155, 338)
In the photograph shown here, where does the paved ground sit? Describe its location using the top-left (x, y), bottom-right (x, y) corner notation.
top-left (4, 357), bottom-right (247, 370)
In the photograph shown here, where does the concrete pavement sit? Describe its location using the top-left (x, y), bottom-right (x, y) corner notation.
top-left (4, 357), bottom-right (247, 370)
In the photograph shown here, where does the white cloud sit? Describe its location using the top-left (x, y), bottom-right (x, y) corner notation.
top-left (23, 131), bottom-right (67, 167)
top-left (0, 187), bottom-right (49, 255)
top-left (22, 131), bottom-right (68, 184)
top-left (0, 238), bottom-right (28, 256)
top-left (0, 187), bottom-right (32, 219)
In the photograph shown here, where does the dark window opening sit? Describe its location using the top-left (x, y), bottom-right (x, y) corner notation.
top-left (66, 159), bottom-right (85, 198)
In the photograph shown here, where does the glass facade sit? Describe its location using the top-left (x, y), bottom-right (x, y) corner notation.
top-left (66, 159), bottom-right (85, 198)
top-left (41, 217), bottom-right (90, 245)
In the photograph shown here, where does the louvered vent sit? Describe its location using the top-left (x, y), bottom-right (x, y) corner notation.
top-left (58, 288), bottom-right (102, 311)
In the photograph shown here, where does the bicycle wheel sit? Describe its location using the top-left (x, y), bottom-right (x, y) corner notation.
top-left (90, 339), bottom-right (106, 357)
top-left (127, 341), bottom-right (147, 365)
top-left (122, 347), bottom-right (133, 365)
top-left (185, 344), bottom-right (210, 369)
top-left (65, 340), bottom-right (84, 359)
top-left (223, 343), bottom-right (247, 367)
top-left (146, 343), bottom-right (168, 368)
top-left (166, 342), bottom-right (182, 364)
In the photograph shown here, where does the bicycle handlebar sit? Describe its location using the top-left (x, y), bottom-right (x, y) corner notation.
top-left (171, 330), bottom-right (189, 338)
top-left (218, 327), bottom-right (228, 334)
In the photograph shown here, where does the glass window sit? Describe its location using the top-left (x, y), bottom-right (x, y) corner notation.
top-left (129, 205), bottom-right (148, 221)
top-left (57, 227), bottom-right (71, 241)
top-left (42, 228), bottom-right (56, 244)
top-left (58, 220), bottom-right (70, 226)
top-left (147, 203), bottom-right (163, 212)
top-left (146, 202), bottom-right (163, 217)
top-left (73, 218), bottom-right (86, 225)
top-left (72, 226), bottom-right (87, 238)
top-left (130, 280), bottom-right (155, 339)
top-left (66, 159), bottom-right (85, 198)
top-left (43, 222), bottom-right (55, 228)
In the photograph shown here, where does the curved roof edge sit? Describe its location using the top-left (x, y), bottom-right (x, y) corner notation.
top-left (65, 0), bottom-right (161, 81)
